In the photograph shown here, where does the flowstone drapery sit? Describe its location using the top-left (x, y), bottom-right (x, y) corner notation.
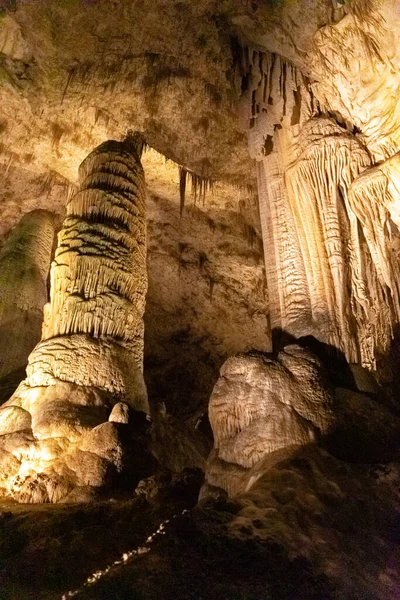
top-left (202, 346), bottom-right (336, 497)
top-left (255, 115), bottom-right (373, 363)
top-left (236, 42), bottom-right (400, 367)
top-left (284, 119), bottom-right (372, 362)
top-left (256, 116), bottom-right (400, 366)
top-left (0, 137), bottom-right (149, 502)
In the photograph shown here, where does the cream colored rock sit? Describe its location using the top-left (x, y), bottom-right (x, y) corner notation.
top-left (0, 14), bottom-right (31, 61)
top-left (63, 449), bottom-right (112, 489)
top-left (0, 137), bottom-right (149, 502)
top-left (250, 112), bottom-right (400, 367)
top-left (109, 402), bottom-right (130, 424)
top-left (236, 21), bottom-right (400, 369)
top-left (204, 345), bottom-right (336, 496)
top-left (0, 449), bottom-right (20, 488)
top-left (78, 422), bottom-right (124, 471)
top-left (308, 2), bottom-right (400, 161)
top-left (253, 115), bottom-right (375, 363)
top-left (0, 406), bottom-right (31, 436)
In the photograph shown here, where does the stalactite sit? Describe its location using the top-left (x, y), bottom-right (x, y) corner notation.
top-left (256, 134), bottom-right (311, 339)
top-left (189, 171), bottom-right (213, 207)
top-left (253, 108), bottom-right (399, 365)
top-left (179, 166), bottom-right (187, 216)
top-left (234, 42), bottom-right (320, 160)
top-left (176, 164), bottom-right (213, 213)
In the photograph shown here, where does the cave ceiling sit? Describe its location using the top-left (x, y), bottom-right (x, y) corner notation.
top-left (1, 0), bottom-right (395, 235)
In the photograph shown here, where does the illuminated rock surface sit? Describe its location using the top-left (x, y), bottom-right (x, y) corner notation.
top-left (203, 346), bottom-right (336, 496)
top-left (0, 137), bottom-right (149, 502)
top-left (0, 210), bottom-right (55, 401)
top-left (0, 0), bottom-right (400, 598)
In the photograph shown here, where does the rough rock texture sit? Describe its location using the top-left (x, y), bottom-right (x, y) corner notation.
top-left (232, 1), bottom-right (400, 371)
top-left (1, 0), bottom-right (400, 597)
top-left (1, 0), bottom-right (399, 374)
top-left (307, 1), bottom-right (400, 161)
top-left (243, 60), bottom-right (400, 366)
top-left (0, 0), bottom-right (257, 241)
top-left (144, 173), bottom-right (269, 422)
top-left (203, 345), bottom-right (336, 496)
top-left (255, 118), bottom-right (373, 363)
top-left (0, 466), bottom-right (204, 600)
top-left (42, 445), bottom-right (400, 600)
top-left (0, 210), bottom-right (55, 401)
top-left (0, 137), bottom-right (149, 502)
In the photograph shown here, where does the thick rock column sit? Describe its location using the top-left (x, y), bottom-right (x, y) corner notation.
top-left (0, 136), bottom-right (149, 502)
top-left (26, 138), bottom-right (148, 412)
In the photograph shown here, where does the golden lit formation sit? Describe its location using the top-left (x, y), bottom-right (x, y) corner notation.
top-left (1, 1), bottom-right (400, 598)
top-left (0, 138), bottom-right (148, 502)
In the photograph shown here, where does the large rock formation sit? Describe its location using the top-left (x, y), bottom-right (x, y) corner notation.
top-left (232, 1), bottom-right (400, 371)
top-left (238, 36), bottom-right (400, 367)
top-left (1, 0), bottom-right (400, 597)
top-left (27, 136), bottom-right (148, 412)
top-left (0, 209), bottom-right (55, 401)
top-left (203, 345), bottom-right (336, 497)
top-left (0, 136), bottom-right (149, 502)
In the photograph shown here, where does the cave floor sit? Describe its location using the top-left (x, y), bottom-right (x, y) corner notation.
top-left (1, 446), bottom-right (400, 600)
top-left (0, 496), bottom-right (175, 600)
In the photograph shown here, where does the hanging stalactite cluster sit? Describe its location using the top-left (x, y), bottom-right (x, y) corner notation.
top-left (235, 34), bottom-right (400, 366)
top-left (232, 41), bottom-right (321, 160)
top-left (177, 165), bottom-right (214, 215)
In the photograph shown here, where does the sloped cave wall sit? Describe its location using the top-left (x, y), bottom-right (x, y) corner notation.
top-left (145, 182), bottom-right (269, 422)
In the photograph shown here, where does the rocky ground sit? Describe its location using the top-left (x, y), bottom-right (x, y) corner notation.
top-left (0, 442), bottom-right (399, 600)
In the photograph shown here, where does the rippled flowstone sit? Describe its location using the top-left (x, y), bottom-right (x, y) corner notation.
top-left (202, 345), bottom-right (336, 497)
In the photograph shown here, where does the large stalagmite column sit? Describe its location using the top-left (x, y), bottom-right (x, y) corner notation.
top-left (0, 136), bottom-right (149, 502)
top-left (25, 137), bottom-right (149, 412)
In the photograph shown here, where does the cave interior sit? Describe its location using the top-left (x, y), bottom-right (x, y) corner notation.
top-left (0, 1), bottom-right (400, 599)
